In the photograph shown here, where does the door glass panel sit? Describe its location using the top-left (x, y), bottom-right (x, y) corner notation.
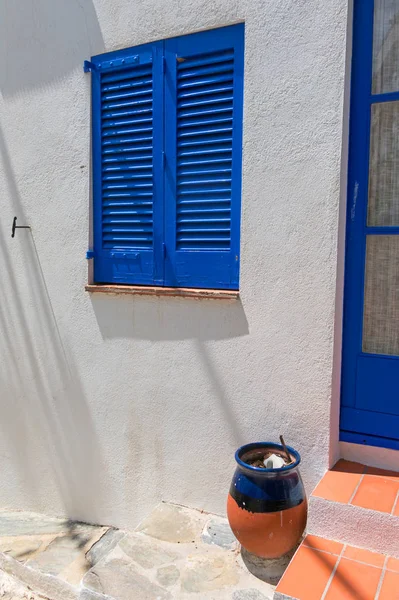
top-left (372, 0), bottom-right (399, 94)
top-left (368, 101), bottom-right (399, 226)
top-left (363, 235), bottom-right (399, 355)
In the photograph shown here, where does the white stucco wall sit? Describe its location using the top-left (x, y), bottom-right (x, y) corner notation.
top-left (0, 0), bottom-right (349, 529)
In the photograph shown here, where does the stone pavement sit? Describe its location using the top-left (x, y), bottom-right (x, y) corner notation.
top-left (0, 504), bottom-right (285, 600)
top-left (0, 570), bottom-right (43, 599)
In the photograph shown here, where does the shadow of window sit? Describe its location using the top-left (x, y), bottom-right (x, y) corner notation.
top-left (90, 293), bottom-right (249, 342)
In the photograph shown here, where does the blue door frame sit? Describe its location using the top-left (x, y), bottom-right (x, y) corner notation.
top-left (341, 0), bottom-right (399, 451)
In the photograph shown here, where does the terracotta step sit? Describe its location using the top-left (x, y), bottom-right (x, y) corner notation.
top-left (274, 534), bottom-right (399, 600)
top-left (307, 460), bottom-right (399, 558)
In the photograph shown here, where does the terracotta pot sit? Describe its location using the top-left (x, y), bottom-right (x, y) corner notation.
top-left (227, 442), bottom-right (307, 558)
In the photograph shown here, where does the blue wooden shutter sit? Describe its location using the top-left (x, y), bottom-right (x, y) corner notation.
top-left (164, 24), bottom-right (244, 289)
top-left (91, 42), bottom-right (164, 285)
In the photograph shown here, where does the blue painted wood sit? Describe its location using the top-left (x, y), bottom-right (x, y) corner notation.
top-left (341, 0), bottom-right (374, 412)
top-left (341, 0), bottom-right (399, 445)
top-left (152, 44), bottom-right (165, 285)
top-left (91, 26), bottom-right (244, 289)
top-left (358, 352), bottom-right (399, 362)
top-left (366, 226), bottom-right (399, 235)
top-left (163, 24), bottom-right (244, 289)
top-left (370, 91), bottom-right (399, 104)
top-left (340, 431), bottom-right (399, 452)
top-left (355, 355), bottom-right (399, 415)
top-left (91, 42), bottom-right (164, 285)
top-left (341, 407), bottom-right (399, 441)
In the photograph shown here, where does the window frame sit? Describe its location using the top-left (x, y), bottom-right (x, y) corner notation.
top-left (89, 24), bottom-right (244, 291)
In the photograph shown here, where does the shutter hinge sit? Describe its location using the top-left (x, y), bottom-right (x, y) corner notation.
top-left (86, 250), bottom-right (95, 259)
top-left (83, 60), bottom-right (96, 73)
top-left (162, 242), bottom-right (166, 258)
top-left (162, 150), bottom-right (165, 169)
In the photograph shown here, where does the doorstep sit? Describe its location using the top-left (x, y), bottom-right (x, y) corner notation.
top-left (274, 459), bottom-right (399, 599)
top-left (307, 460), bottom-right (399, 557)
top-left (274, 534), bottom-right (399, 600)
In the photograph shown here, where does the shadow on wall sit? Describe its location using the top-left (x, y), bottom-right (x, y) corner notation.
top-left (0, 0), bottom-right (104, 97)
top-left (90, 294), bottom-right (249, 342)
top-left (91, 295), bottom-right (249, 446)
top-left (0, 1), bottom-right (106, 521)
top-left (0, 124), bottom-right (108, 524)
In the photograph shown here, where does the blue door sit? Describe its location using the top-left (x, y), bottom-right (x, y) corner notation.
top-left (341, 0), bottom-right (399, 450)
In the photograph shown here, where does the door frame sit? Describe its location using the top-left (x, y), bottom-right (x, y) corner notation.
top-left (340, 0), bottom-right (399, 452)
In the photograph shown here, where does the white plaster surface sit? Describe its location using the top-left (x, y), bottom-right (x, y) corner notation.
top-left (340, 442), bottom-right (399, 472)
top-left (329, 0), bottom-right (353, 472)
top-left (308, 495), bottom-right (399, 558)
top-left (0, 0), bottom-right (349, 529)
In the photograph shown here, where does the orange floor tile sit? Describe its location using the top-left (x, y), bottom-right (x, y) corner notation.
top-left (379, 570), bottom-right (399, 600)
top-left (342, 546), bottom-right (385, 568)
top-left (312, 460), bottom-right (399, 514)
top-left (311, 460), bottom-right (365, 504)
top-left (275, 544), bottom-right (337, 600)
top-left (275, 534), bottom-right (399, 600)
top-left (366, 466), bottom-right (399, 479)
top-left (351, 474), bottom-right (399, 513)
top-left (303, 535), bottom-right (343, 555)
top-left (387, 556), bottom-right (399, 573)
top-left (324, 557), bottom-right (381, 600)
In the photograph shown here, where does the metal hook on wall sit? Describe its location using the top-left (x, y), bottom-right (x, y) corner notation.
top-left (11, 216), bottom-right (31, 238)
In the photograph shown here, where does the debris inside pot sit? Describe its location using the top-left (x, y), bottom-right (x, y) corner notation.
top-left (241, 436), bottom-right (294, 469)
top-left (247, 451), bottom-right (291, 468)
top-left (242, 449), bottom-right (293, 469)
top-left (263, 453), bottom-right (286, 468)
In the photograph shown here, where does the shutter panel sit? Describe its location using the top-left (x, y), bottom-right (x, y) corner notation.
top-left (92, 43), bottom-right (164, 285)
top-left (164, 25), bottom-right (244, 289)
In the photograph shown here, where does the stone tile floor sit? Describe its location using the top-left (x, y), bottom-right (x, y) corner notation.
top-left (0, 504), bottom-right (282, 600)
top-left (0, 570), bottom-right (44, 599)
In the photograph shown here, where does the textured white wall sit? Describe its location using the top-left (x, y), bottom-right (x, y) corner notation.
top-left (0, 0), bottom-right (349, 529)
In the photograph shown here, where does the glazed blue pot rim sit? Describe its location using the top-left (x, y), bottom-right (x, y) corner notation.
top-left (235, 442), bottom-right (301, 473)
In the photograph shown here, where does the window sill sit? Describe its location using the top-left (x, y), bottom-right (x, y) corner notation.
top-left (85, 284), bottom-right (239, 300)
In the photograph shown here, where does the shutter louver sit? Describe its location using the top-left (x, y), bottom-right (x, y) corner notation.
top-left (176, 50), bottom-right (234, 251)
top-left (92, 43), bottom-right (164, 285)
top-left (164, 25), bottom-right (244, 289)
top-left (101, 64), bottom-right (154, 249)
